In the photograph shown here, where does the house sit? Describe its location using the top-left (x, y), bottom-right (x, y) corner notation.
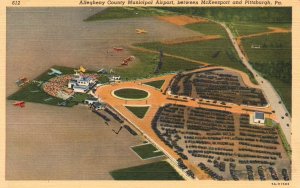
top-left (253, 112), bottom-right (265, 124)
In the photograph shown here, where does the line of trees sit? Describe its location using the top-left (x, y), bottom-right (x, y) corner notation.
top-left (251, 60), bottom-right (291, 84)
top-left (161, 7), bottom-right (292, 23)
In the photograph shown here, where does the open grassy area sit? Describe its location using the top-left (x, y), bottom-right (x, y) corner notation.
top-left (7, 82), bottom-right (77, 107)
top-left (242, 33), bottom-right (291, 63)
top-left (185, 21), bottom-right (227, 37)
top-left (71, 93), bottom-right (91, 103)
top-left (241, 33), bottom-right (291, 112)
top-left (131, 143), bottom-right (165, 159)
top-left (227, 23), bottom-right (291, 36)
top-left (136, 40), bottom-right (242, 69)
top-left (266, 118), bottom-right (292, 159)
top-left (115, 50), bottom-right (201, 80)
top-left (114, 88), bottom-right (149, 99)
top-left (125, 106), bottom-right (149, 119)
top-left (7, 67), bottom-right (79, 107)
top-left (135, 39), bottom-right (257, 84)
top-left (143, 80), bottom-right (165, 90)
top-left (275, 124), bottom-right (292, 159)
top-left (110, 161), bottom-right (183, 180)
top-left (162, 7), bottom-right (291, 23)
top-left (85, 7), bottom-right (174, 21)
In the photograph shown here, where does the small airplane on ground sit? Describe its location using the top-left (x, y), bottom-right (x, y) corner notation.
top-left (13, 101), bottom-right (25, 108)
top-left (74, 65), bottom-right (87, 74)
top-left (97, 68), bottom-right (108, 74)
top-left (135, 29), bottom-right (147, 34)
top-left (121, 56), bottom-right (135, 66)
top-left (79, 66), bottom-right (86, 73)
top-left (113, 47), bottom-right (124, 52)
top-left (48, 68), bottom-right (62, 76)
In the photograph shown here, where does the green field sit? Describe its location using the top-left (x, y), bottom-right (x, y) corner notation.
top-left (85, 7), bottom-right (174, 21)
top-left (110, 161), bottom-right (183, 180)
top-left (143, 80), bottom-right (165, 89)
top-left (8, 66), bottom-right (78, 107)
top-left (275, 123), bottom-right (292, 158)
top-left (125, 106), bottom-right (149, 119)
top-left (135, 39), bottom-right (257, 84)
top-left (185, 22), bottom-right (227, 37)
top-left (115, 50), bottom-right (200, 80)
top-left (241, 33), bottom-right (291, 112)
top-left (7, 82), bottom-right (77, 107)
top-left (131, 143), bottom-right (165, 159)
top-left (136, 40), bottom-right (241, 69)
top-left (228, 23), bottom-right (291, 36)
top-left (161, 7), bottom-right (291, 23)
top-left (265, 119), bottom-right (291, 158)
top-left (114, 88), bottom-right (149, 99)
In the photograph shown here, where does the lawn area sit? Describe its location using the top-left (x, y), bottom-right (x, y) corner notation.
top-left (227, 22), bottom-right (291, 36)
top-left (125, 106), bottom-right (149, 119)
top-left (143, 80), bottom-right (165, 89)
top-left (241, 33), bottom-right (291, 63)
top-left (7, 82), bottom-right (77, 107)
top-left (7, 67), bottom-right (79, 107)
top-left (135, 39), bottom-right (258, 84)
top-left (71, 93), bottom-right (91, 103)
top-left (131, 143), bottom-right (165, 159)
top-left (110, 161), bottom-right (183, 180)
top-left (275, 123), bottom-right (292, 158)
top-left (84, 7), bottom-right (174, 21)
top-left (185, 21), bottom-right (227, 37)
top-left (265, 119), bottom-right (291, 158)
top-left (162, 7), bottom-right (291, 24)
top-left (136, 40), bottom-right (241, 69)
top-left (115, 50), bottom-right (201, 80)
top-left (114, 88), bottom-right (149, 100)
top-left (241, 33), bottom-right (291, 113)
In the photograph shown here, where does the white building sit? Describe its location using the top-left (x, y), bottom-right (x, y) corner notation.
top-left (253, 112), bottom-right (265, 124)
top-left (109, 76), bottom-right (121, 83)
top-left (68, 75), bottom-right (96, 93)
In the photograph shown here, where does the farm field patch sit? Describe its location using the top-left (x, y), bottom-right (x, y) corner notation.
top-left (131, 143), bottom-right (165, 160)
top-left (110, 161), bottom-right (183, 180)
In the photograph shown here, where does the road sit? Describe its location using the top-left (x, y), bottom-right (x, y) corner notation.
top-left (218, 22), bottom-right (292, 145)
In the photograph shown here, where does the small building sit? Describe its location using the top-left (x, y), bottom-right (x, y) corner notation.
top-left (92, 102), bottom-right (106, 110)
top-left (73, 85), bottom-right (89, 93)
top-left (68, 74), bottom-right (96, 93)
top-left (253, 112), bottom-right (265, 124)
top-left (109, 76), bottom-right (121, 83)
top-left (251, 44), bottom-right (261, 49)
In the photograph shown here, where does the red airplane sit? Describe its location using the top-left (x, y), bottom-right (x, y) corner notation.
top-left (113, 47), bottom-right (124, 52)
top-left (13, 101), bottom-right (25, 108)
top-left (121, 56), bottom-right (135, 66)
